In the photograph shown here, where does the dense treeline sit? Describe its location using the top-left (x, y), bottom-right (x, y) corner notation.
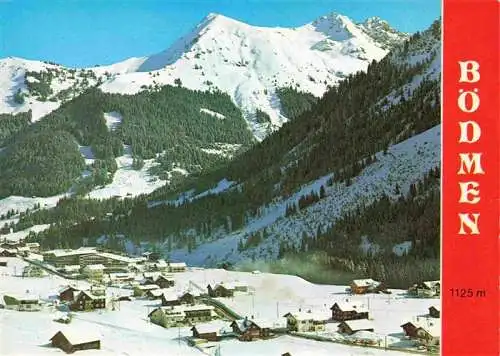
top-left (0, 84), bottom-right (253, 197)
top-left (276, 87), bottom-right (318, 119)
top-left (0, 111), bottom-right (32, 146)
top-left (0, 130), bottom-right (85, 197)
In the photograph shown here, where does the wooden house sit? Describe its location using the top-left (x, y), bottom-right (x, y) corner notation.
top-left (349, 279), bottom-right (383, 294)
top-left (50, 330), bottom-right (100, 354)
top-left (179, 291), bottom-right (200, 305)
top-left (70, 291), bottom-right (105, 311)
top-left (149, 305), bottom-right (216, 328)
top-left (238, 318), bottom-right (286, 341)
top-left (330, 301), bottom-right (368, 321)
top-left (0, 248), bottom-right (17, 257)
top-left (153, 275), bottom-right (175, 288)
top-left (429, 305), bottom-right (440, 318)
top-left (401, 321), bottom-right (420, 338)
top-left (416, 325), bottom-right (440, 346)
top-left (146, 288), bottom-right (170, 300)
top-left (148, 306), bottom-right (186, 328)
top-left (161, 293), bottom-right (181, 307)
top-left (59, 286), bottom-right (80, 302)
top-left (190, 320), bottom-right (230, 341)
top-left (230, 318), bottom-right (251, 335)
top-left (409, 281), bottom-right (440, 297)
top-left (338, 319), bottom-right (375, 335)
top-left (0, 259), bottom-right (7, 267)
top-left (133, 284), bottom-right (160, 297)
top-left (3, 294), bottom-right (41, 311)
top-left (225, 281), bottom-right (248, 293)
top-left (207, 283), bottom-right (235, 298)
top-left (283, 311), bottom-right (329, 332)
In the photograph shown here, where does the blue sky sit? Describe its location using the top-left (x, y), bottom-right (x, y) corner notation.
top-left (0, 0), bottom-right (441, 67)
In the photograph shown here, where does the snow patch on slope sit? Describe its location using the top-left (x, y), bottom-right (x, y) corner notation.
top-left (103, 111), bottom-right (123, 131)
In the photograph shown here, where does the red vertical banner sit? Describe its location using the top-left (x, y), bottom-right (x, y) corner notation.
top-left (442, 0), bottom-right (499, 355)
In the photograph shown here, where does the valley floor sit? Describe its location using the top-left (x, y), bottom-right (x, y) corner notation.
top-left (0, 258), bottom-right (438, 355)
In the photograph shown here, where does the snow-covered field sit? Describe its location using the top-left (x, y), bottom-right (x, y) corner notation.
top-left (0, 258), bottom-right (437, 356)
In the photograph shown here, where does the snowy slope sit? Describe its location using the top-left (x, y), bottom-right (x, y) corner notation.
top-left (0, 57), bottom-right (144, 121)
top-left (100, 12), bottom-right (408, 140)
top-left (168, 124), bottom-right (441, 266)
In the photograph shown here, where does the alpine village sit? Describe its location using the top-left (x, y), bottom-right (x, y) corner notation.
top-left (0, 8), bottom-right (441, 356)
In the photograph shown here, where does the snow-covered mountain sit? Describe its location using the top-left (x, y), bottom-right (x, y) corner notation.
top-left (101, 12), bottom-right (408, 139)
top-left (0, 12), bottom-right (408, 139)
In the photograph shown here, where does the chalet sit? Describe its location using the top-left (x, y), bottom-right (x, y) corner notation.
top-left (283, 311), bottom-right (329, 332)
top-left (50, 330), bottom-right (100, 354)
top-left (330, 301), bottom-right (369, 321)
top-left (71, 291), bottom-right (106, 311)
top-left (148, 305), bottom-right (216, 328)
top-left (59, 286), bottom-right (81, 302)
top-left (22, 265), bottom-right (45, 277)
top-left (207, 283), bottom-right (235, 298)
top-left (143, 274), bottom-right (175, 288)
top-left (0, 248), bottom-right (17, 257)
top-left (401, 316), bottom-right (440, 346)
top-left (81, 264), bottom-right (105, 281)
top-left (161, 293), bottom-right (182, 307)
top-left (349, 279), bottom-right (383, 294)
top-left (25, 242), bottom-right (40, 252)
top-left (3, 294), bottom-right (41, 311)
top-left (429, 305), bottom-right (440, 318)
top-left (238, 318), bottom-right (286, 341)
top-left (418, 281), bottom-right (440, 297)
top-left (134, 284), bottom-right (160, 297)
top-left (190, 320), bottom-right (231, 341)
top-left (416, 322), bottom-right (440, 346)
top-left (178, 291), bottom-right (201, 305)
top-left (146, 288), bottom-right (171, 300)
top-left (401, 321), bottom-right (420, 338)
top-left (0, 258), bottom-right (7, 267)
top-left (169, 262), bottom-right (187, 273)
top-left (338, 319), bottom-right (375, 335)
top-left (230, 318), bottom-right (251, 335)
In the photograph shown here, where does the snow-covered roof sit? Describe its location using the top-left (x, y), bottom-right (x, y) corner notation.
top-left (284, 311), bottom-right (329, 321)
top-left (333, 301), bottom-right (368, 312)
top-left (340, 319), bottom-right (375, 331)
top-left (169, 262), bottom-right (187, 268)
top-left (77, 290), bottom-right (104, 300)
top-left (51, 329), bottom-right (100, 345)
top-left (44, 247), bottom-right (97, 257)
top-left (352, 279), bottom-right (380, 287)
top-left (58, 285), bottom-right (80, 294)
top-left (191, 320), bottom-right (230, 335)
top-left (25, 242), bottom-right (40, 247)
top-left (249, 318), bottom-right (287, 329)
